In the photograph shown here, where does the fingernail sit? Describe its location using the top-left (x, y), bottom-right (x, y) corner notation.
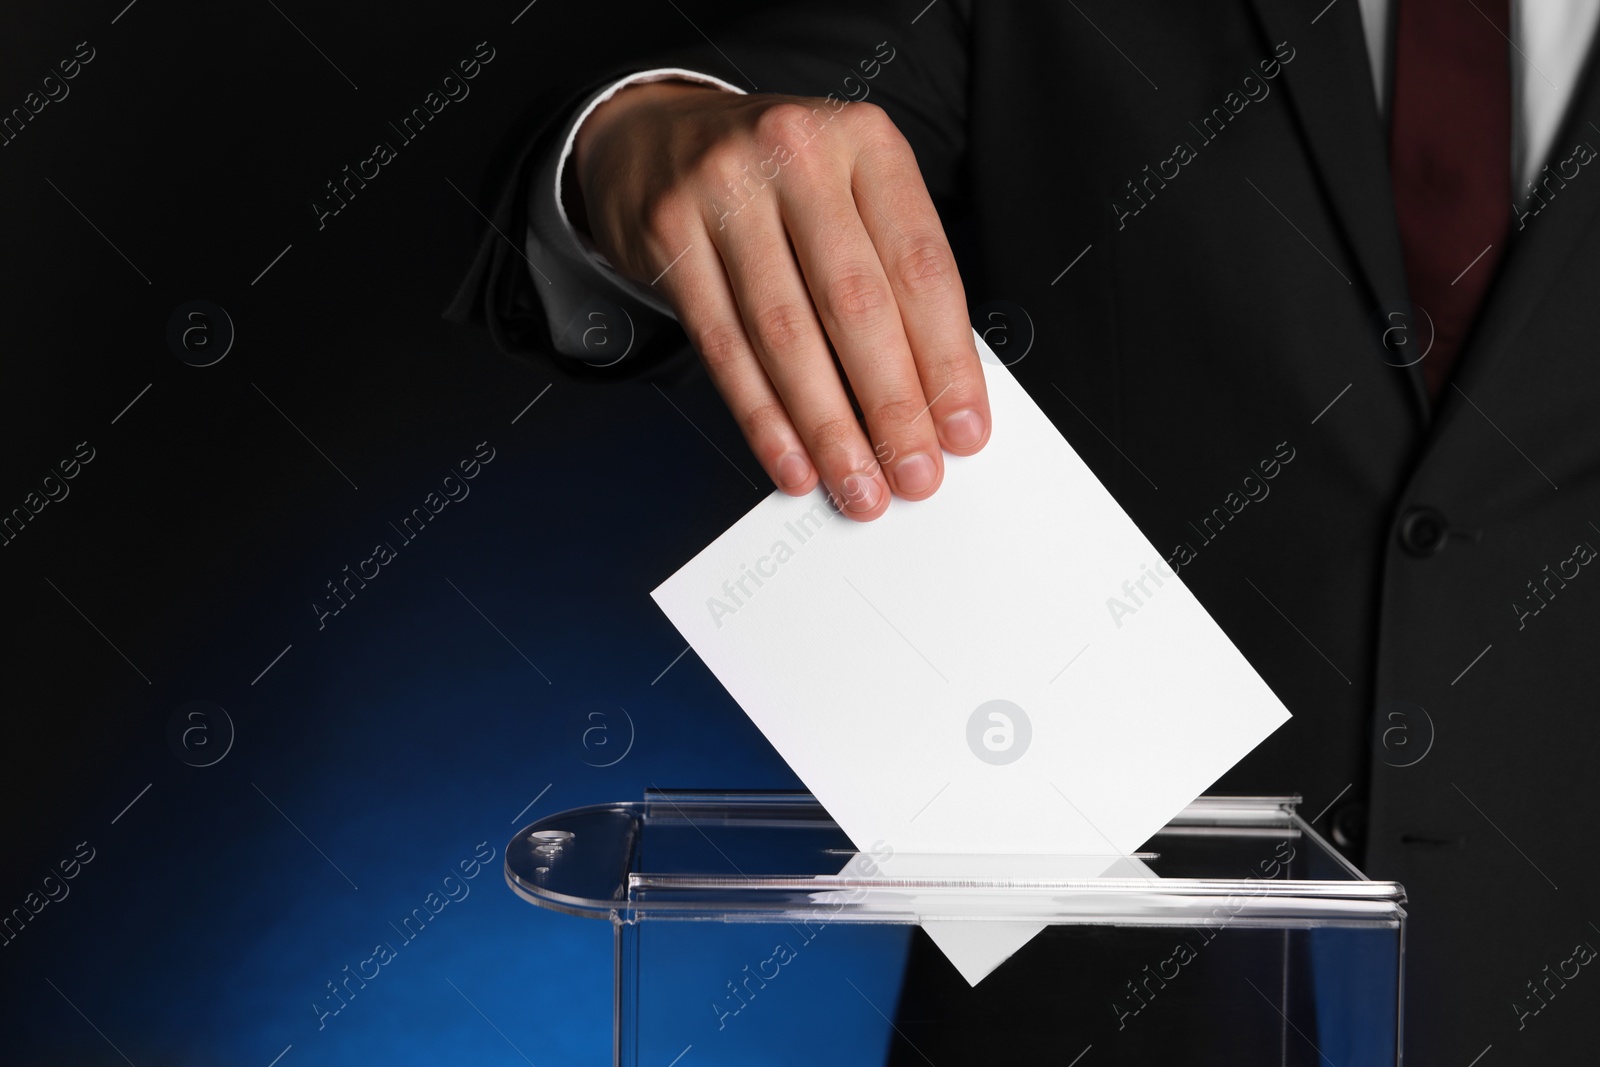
top-left (942, 408), bottom-right (985, 449)
top-left (840, 473), bottom-right (882, 513)
top-left (775, 451), bottom-right (810, 489)
top-left (895, 452), bottom-right (936, 495)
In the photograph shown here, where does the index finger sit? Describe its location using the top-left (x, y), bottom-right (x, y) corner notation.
top-left (849, 111), bottom-right (990, 456)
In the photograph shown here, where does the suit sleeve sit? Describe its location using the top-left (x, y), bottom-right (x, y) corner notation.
top-left (443, 0), bottom-right (972, 378)
top-left (521, 69), bottom-right (748, 368)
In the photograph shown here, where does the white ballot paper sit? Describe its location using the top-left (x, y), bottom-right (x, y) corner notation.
top-left (651, 330), bottom-right (1290, 984)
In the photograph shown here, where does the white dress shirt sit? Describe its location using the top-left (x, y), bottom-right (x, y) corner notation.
top-left (527, 2), bottom-right (1599, 360)
top-left (1357, 0), bottom-right (1599, 193)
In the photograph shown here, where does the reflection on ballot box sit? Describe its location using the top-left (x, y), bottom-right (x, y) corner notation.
top-left (507, 791), bottom-right (1404, 1066)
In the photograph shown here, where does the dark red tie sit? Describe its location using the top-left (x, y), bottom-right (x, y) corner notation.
top-left (1389, 0), bottom-right (1512, 399)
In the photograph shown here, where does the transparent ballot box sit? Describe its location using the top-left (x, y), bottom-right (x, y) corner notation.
top-left (506, 792), bottom-right (1405, 1066)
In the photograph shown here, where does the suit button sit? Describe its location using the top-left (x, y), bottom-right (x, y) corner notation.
top-left (1331, 802), bottom-right (1367, 851)
top-left (1398, 506), bottom-right (1448, 557)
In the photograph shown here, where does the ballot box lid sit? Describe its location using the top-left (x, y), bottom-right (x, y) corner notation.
top-left (505, 791), bottom-right (1404, 929)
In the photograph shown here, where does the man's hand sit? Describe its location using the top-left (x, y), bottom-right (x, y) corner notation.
top-left (570, 80), bottom-right (990, 520)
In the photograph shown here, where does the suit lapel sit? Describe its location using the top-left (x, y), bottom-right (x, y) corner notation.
top-left (1247, 0), bottom-right (1428, 416)
top-left (1439, 46), bottom-right (1600, 408)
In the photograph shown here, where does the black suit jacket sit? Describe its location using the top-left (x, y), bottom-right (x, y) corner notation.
top-left (449, 2), bottom-right (1600, 1061)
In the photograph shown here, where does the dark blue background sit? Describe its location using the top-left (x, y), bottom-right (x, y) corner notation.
top-left (3, 376), bottom-right (806, 1065)
top-left (0, 1), bottom-right (813, 1062)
